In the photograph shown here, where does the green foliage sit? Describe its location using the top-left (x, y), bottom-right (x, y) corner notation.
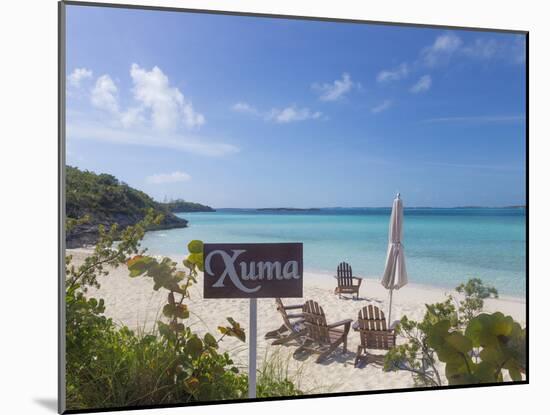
top-left (384, 278), bottom-right (524, 386)
top-left (456, 278), bottom-right (499, 324)
top-left (161, 198), bottom-right (215, 213)
top-left (65, 213), bottom-right (173, 409)
top-left (66, 316), bottom-right (180, 408)
top-left (384, 314), bottom-right (445, 387)
top-left (126, 239), bottom-right (249, 401)
top-left (426, 312), bottom-right (525, 384)
top-left (256, 350), bottom-right (304, 397)
top-left (66, 166), bottom-right (167, 220)
top-left (66, 211), bottom-right (304, 408)
top-left (65, 166), bottom-right (187, 247)
top-left (66, 210), bottom-right (161, 291)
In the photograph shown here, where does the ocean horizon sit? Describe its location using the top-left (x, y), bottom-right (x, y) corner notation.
top-left (141, 207), bottom-right (526, 297)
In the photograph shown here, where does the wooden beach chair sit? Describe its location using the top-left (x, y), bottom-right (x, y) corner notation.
top-left (334, 262), bottom-right (363, 299)
top-left (354, 305), bottom-right (396, 367)
top-left (264, 298), bottom-right (306, 345)
top-left (295, 300), bottom-right (353, 363)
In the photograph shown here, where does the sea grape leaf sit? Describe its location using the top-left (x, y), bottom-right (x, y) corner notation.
top-left (186, 336), bottom-right (203, 359)
top-left (188, 240), bottom-right (204, 254)
top-left (187, 253), bottom-right (204, 271)
top-left (183, 376), bottom-right (199, 393)
top-left (204, 333), bottom-right (218, 348)
top-left (446, 332), bottom-right (473, 354)
top-left (127, 255), bottom-right (154, 277)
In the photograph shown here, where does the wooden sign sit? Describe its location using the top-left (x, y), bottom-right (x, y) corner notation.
top-left (203, 243), bottom-right (303, 298)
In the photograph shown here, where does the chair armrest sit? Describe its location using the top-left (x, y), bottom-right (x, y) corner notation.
top-left (327, 319), bottom-right (353, 329)
top-left (286, 313), bottom-right (304, 319)
top-left (283, 304), bottom-right (304, 310)
top-left (352, 276), bottom-right (363, 280)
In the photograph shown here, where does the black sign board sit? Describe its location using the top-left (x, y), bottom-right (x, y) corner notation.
top-left (203, 243), bottom-right (303, 298)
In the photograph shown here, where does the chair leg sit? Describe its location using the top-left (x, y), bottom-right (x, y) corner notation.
top-left (293, 344), bottom-right (307, 358)
top-left (354, 346), bottom-right (365, 367)
top-left (343, 335), bottom-right (348, 354)
top-left (265, 324), bottom-right (287, 340)
top-left (354, 346), bottom-right (361, 367)
top-left (272, 329), bottom-right (303, 345)
top-left (316, 343), bottom-right (338, 363)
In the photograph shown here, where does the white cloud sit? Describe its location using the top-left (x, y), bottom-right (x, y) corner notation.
top-left (421, 32), bottom-right (525, 66)
top-left (119, 107), bottom-right (144, 129)
top-left (266, 105), bottom-right (322, 123)
top-left (67, 122), bottom-right (239, 157)
top-left (410, 75), bottom-right (432, 93)
top-left (462, 38), bottom-right (499, 59)
top-left (312, 73), bottom-right (356, 101)
top-left (232, 101), bottom-right (322, 123)
top-left (373, 33), bottom-right (524, 101)
top-left (69, 64), bottom-right (237, 157)
top-left (422, 32), bottom-right (463, 66)
top-left (371, 100), bottom-right (392, 114)
top-left (91, 75), bottom-right (119, 113)
top-left (68, 68), bottom-right (93, 87)
top-left (231, 102), bottom-right (259, 115)
top-left (376, 63), bottom-right (409, 83)
top-left (130, 63), bottom-right (205, 130)
top-left (432, 32), bottom-right (463, 53)
top-left (462, 36), bottom-right (526, 64)
top-left (422, 115), bottom-right (525, 124)
top-left (146, 171), bottom-right (191, 184)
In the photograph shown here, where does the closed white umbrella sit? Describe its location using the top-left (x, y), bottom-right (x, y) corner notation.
top-left (381, 193), bottom-right (408, 324)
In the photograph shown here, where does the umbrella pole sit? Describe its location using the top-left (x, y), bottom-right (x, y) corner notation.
top-left (388, 289), bottom-right (393, 325)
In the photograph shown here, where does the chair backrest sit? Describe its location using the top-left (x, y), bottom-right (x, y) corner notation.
top-left (275, 298), bottom-right (294, 330)
top-left (337, 262), bottom-right (354, 287)
top-left (357, 305), bottom-right (395, 350)
top-left (302, 300), bottom-right (329, 343)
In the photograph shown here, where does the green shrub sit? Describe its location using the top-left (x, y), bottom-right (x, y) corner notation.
top-left (257, 350), bottom-right (304, 397)
top-left (426, 312), bottom-right (525, 384)
top-left (384, 278), bottom-right (524, 386)
top-left (65, 215), bottom-right (302, 409)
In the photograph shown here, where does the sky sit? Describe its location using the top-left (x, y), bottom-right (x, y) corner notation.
top-left (65, 5), bottom-right (527, 208)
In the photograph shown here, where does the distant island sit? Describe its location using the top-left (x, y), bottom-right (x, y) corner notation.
top-left (162, 199), bottom-right (215, 213)
top-left (66, 166), bottom-right (192, 248)
top-left (451, 205), bottom-right (526, 209)
top-left (256, 207), bottom-right (321, 212)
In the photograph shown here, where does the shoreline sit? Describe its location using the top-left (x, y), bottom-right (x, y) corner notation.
top-left (67, 247), bottom-right (526, 304)
top-left (301, 268), bottom-right (526, 303)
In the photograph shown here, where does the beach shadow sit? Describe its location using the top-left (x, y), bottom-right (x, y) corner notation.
top-left (354, 353), bottom-right (386, 369)
top-left (292, 347), bottom-right (313, 362)
top-left (317, 349), bottom-right (356, 366)
top-left (292, 346), bottom-right (356, 366)
top-left (336, 295), bottom-right (383, 303)
top-left (34, 398), bottom-right (57, 412)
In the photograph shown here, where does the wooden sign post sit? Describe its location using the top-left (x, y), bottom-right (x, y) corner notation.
top-left (203, 243), bottom-right (303, 399)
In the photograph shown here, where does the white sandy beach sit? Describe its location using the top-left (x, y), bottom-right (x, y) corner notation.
top-left (69, 248), bottom-right (526, 394)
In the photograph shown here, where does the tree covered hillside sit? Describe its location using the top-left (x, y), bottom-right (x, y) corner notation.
top-left (66, 166), bottom-right (188, 247)
top-left (162, 199), bottom-right (215, 213)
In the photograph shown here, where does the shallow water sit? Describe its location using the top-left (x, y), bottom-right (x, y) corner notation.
top-left (141, 208), bottom-right (526, 296)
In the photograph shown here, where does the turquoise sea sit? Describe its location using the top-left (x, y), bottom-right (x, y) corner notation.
top-left (141, 208), bottom-right (526, 297)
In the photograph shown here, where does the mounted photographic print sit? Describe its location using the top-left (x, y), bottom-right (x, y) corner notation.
top-left (59, 1), bottom-right (528, 413)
